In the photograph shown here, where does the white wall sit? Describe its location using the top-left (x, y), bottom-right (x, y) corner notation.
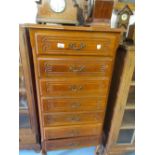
top-left (18, 0), bottom-right (37, 23)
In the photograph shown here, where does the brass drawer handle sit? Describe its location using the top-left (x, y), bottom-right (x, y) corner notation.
top-left (67, 142), bottom-right (79, 147)
top-left (46, 116), bottom-right (55, 123)
top-left (47, 103), bottom-right (54, 109)
top-left (68, 130), bottom-right (79, 137)
top-left (44, 62), bottom-right (53, 74)
top-left (46, 100), bottom-right (54, 109)
top-left (67, 116), bottom-right (80, 122)
top-left (69, 65), bottom-right (85, 73)
top-left (69, 85), bottom-right (83, 92)
top-left (70, 102), bottom-right (81, 109)
top-left (97, 99), bottom-right (102, 109)
top-left (68, 43), bottom-right (86, 50)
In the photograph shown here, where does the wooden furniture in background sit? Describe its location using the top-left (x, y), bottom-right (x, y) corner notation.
top-left (116, 5), bottom-right (133, 29)
top-left (36, 0), bottom-right (87, 25)
top-left (36, 0), bottom-right (115, 25)
top-left (127, 23), bottom-right (135, 43)
top-left (20, 24), bottom-right (121, 154)
top-left (92, 0), bottom-right (114, 23)
top-left (103, 43), bottom-right (135, 155)
top-left (19, 27), bottom-right (40, 151)
top-left (114, 0), bottom-right (135, 11)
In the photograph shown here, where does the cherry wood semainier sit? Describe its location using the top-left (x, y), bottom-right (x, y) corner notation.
top-left (21, 24), bottom-right (121, 154)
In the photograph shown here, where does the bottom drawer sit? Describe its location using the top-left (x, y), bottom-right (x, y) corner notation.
top-left (44, 136), bottom-right (100, 150)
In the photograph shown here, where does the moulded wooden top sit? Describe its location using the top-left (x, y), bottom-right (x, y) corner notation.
top-left (20, 23), bottom-right (123, 33)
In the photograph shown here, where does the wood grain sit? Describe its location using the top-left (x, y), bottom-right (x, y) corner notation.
top-left (21, 24), bottom-right (123, 32)
top-left (41, 96), bottom-right (106, 112)
top-left (43, 111), bottom-right (105, 127)
top-left (35, 29), bottom-right (117, 56)
top-left (44, 124), bottom-right (102, 140)
top-left (19, 26), bottom-right (40, 150)
top-left (36, 0), bottom-right (85, 24)
top-left (38, 56), bottom-right (112, 78)
top-left (103, 44), bottom-right (135, 155)
top-left (39, 77), bottom-right (109, 97)
top-left (44, 136), bottom-right (100, 150)
top-left (27, 24), bottom-right (121, 152)
top-left (93, 0), bottom-right (114, 21)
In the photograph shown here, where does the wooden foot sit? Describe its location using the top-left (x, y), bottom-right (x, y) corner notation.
top-left (41, 149), bottom-right (47, 155)
top-left (20, 143), bottom-right (41, 152)
top-left (95, 144), bottom-right (104, 155)
top-left (34, 149), bottom-right (41, 153)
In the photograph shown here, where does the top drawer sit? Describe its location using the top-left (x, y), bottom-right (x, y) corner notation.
top-left (31, 30), bottom-right (117, 56)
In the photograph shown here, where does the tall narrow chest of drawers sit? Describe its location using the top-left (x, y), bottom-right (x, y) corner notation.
top-left (23, 24), bottom-right (121, 153)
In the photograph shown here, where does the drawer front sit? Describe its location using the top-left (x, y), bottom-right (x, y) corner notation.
top-left (38, 56), bottom-right (112, 78)
top-left (35, 31), bottom-right (117, 56)
top-left (41, 97), bottom-right (106, 112)
top-left (43, 112), bottom-right (104, 127)
top-left (44, 136), bottom-right (100, 150)
top-left (40, 78), bottom-right (109, 97)
top-left (44, 124), bottom-right (102, 140)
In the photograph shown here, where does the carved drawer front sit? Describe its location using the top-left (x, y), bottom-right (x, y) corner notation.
top-left (44, 124), bottom-right (102, 140)
top-left (43, 111), bottom-right (104, 127)
top-left (38, 56), bottom-right (112, 78)
top-left (44, 136), bottom-right (100, 150)
top-left (34, 30), bottom-right (116, 56)
top-left (41, 97), bottom-right (106, 112)
top-left (40, 78), bottom-right (109, 97)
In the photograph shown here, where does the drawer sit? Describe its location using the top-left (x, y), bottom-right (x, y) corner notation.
top-left (43, 111), bottom-right (104, 127)
top-left (41, 97), bottom-right (106, 112)
top-left (34, 30), bottom-right (117, 56)
top-left (38, 56), bottom-right (112, 78)
top-left (44, 136), bottom-right (100, 150)
top-left (40, 78), bottom-right (109, 97)
top-left (44, 124), bottom-right (102, 140)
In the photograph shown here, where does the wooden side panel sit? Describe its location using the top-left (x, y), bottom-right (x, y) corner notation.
top-left (103, 45), bottom-right (135, 155)
top-left (19, 26), bottom-right (40, 149)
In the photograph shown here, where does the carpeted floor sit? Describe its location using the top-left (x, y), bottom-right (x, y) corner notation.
top-left (19, 146), bottom-right (96, 155)
top-left (19, 147), bottom-right (135, 155)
